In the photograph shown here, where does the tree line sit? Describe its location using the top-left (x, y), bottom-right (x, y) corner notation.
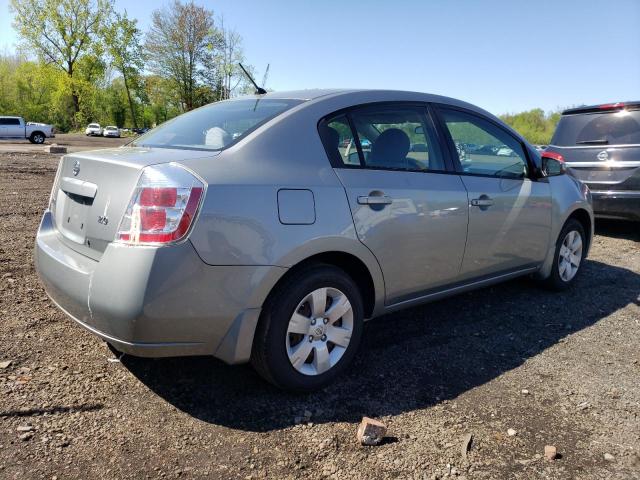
top-left (2, 0), bottom-right (563, 143)
top-left (1, 0), bottom-right (255, 132)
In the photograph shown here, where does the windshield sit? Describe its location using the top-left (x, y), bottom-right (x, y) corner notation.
top-left (551, 109), bottom-right (640, 146)
top-left (131, 98), bottom-right (303, 151)
top-left (89, 124), bottom-right (100, 128)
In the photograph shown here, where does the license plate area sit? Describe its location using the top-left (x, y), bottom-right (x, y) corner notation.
top-left (58, 192), bottom-right (94, 244)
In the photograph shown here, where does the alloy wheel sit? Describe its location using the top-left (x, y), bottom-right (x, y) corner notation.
top-left (558, 230), bottom-right (583, 282)
top-left (285, 287), bottom-right (353, 376)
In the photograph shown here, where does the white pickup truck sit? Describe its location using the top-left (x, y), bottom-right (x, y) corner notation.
top-left (0, 116), bottom-right (55, 144)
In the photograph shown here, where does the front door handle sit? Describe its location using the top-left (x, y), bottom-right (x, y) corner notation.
top-left (470, 196), bottom-right (494, 207)
top-left (358, 195), bottom-right (393, 205)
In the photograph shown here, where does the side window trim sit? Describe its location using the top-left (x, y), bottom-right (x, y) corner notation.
top-left (432, 103), bottom-right (535, 180)
top-left (425, 103), bottom-right (456, 172)
top-left (345, 112), bottom-right (365, 167)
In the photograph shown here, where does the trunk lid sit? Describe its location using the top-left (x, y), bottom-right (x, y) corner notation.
top-left (50, 147), bottom-right (216, 260)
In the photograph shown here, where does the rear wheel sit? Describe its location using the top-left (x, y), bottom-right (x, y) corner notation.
top-left (30, 132), bottom-right (45, 144)
top-left (251, 264), bottom-right (364, 391)
top-left (543, 219), bottom-right (586, 290)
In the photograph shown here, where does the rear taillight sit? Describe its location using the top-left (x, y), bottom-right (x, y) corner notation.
top-left (116, 163), bottom-right (205, 245)
top-left (541, 151), bottom-right (564, 163)
top-left (598, 102), bottom-right (625, 111)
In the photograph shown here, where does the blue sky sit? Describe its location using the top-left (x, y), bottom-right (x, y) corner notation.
top-left (1, 0), bottom-right (639, 115)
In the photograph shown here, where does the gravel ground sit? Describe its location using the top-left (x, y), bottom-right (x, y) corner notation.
top-left (1, 151), bottom-right (639, 480)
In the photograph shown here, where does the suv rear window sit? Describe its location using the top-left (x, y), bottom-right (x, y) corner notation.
top-left (131, 98), bottom-right (303, 151)
top-left (551, 110), bottom-right (640, 146)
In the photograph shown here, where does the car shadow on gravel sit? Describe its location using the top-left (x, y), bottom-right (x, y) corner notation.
top-left (122, 259), bottom-right (640, 432)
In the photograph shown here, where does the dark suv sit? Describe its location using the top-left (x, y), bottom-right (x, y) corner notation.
top-left (546, 102), bottom-right (640, 221)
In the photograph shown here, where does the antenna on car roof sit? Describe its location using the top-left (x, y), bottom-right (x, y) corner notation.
top-left (239, 63), bottom-right (267, 95)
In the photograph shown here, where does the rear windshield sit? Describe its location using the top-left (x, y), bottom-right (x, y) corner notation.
top-left (551, 109), bottom-right (640, 146)
top-left (131, 98), bottom-right (303, 151)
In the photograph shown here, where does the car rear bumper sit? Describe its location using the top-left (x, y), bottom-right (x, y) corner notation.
top-left (35, 211), bottom-right (286, 362)
top-left (591, 190), bottom-right (640, 221)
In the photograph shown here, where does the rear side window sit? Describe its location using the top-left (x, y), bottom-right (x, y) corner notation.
top-left (551, 110), bottom-right (640, 146)
top-left (132, 98), bottom-right (303, 151)
top-left (320, 115), bottom-right (360, 166)
top-left (319, 105), bottom-right (445, 172)
top-left (0, 118), bottom-right (20, 125)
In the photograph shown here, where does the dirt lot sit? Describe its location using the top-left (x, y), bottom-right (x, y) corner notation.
top-left (1, 150), bottom-right (639, 480)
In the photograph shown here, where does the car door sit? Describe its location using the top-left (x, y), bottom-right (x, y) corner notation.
top-left (6, 118), bottom-right (23, 137)
top-left (319, 104), bottom-right (469, 305)
top-left (435, 106), bottom-right (552, 279)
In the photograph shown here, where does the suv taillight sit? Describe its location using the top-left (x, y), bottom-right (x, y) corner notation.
top-left (116, 163), bottom-right (205, 245)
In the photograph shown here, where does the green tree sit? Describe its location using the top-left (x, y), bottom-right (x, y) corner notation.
top-left (145, 0), bottom-right (221, 111)
top-left (500, 109), bottom-right (561, 145)
top-left (103, 11), bottom-right (145, 128)
top-left (10, 0), bottom-right (113, 126)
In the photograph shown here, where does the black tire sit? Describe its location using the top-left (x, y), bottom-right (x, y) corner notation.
top-left (251, 264), bottom-right (364, 392)
top-left (30, 132), bottom-right (45, 144)
top-left (542, 218), bottom-right (586, 291)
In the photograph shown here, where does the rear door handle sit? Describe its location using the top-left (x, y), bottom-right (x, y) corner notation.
top-left (358, 195), bottom-right (393, 205)
top-left (470, 197), bottom-right (494, 207)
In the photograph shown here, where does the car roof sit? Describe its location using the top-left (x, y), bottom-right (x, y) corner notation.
top-left (245, 88), bottom-right (514, 135)
top-left (247, 88), bottom-right (475, 105)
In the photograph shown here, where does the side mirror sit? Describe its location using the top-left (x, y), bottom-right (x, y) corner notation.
top-left (541, 151), bottom-right (566, 177)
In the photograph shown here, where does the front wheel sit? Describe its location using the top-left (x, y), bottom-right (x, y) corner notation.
top-left (542, 219), bottom-right (586, 291)
top-left (251, 264), bottom-right (364, 391)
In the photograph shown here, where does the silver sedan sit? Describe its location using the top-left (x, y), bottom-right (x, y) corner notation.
top-left (35, 89), bottom-right (593, 391)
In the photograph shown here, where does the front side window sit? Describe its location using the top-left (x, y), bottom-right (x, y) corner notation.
top-left (131, 98), bottom-right (303, 151)
top-left (441, 109), bottom-right (528, 178)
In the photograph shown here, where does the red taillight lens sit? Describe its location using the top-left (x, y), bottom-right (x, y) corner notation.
top-left (598, 102), bottom-right (625, 111)
top-left (116, 164), bottom-right (205, 245)
top-left (140, 187), bottom-right (177, 207)
top-left (140, 208), bottom-right (167, 230)
top-left (542, 151), bottom-right (564, 163)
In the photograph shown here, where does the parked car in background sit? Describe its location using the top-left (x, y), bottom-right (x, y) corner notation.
top-left (546, 101), bottom-right (640, 221)
top-left (103, 126), bottom-right (121, 138)
top-left (496, 146), bottom-right (515, 156)
top-left (35, 89), bottom-right (593, 391)
top-left (132, 127), bottom-right (150, 135)
top-left (0, 116), bottom-right (54, 144)
top-left (85, 123), bottom-right (103, 136)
